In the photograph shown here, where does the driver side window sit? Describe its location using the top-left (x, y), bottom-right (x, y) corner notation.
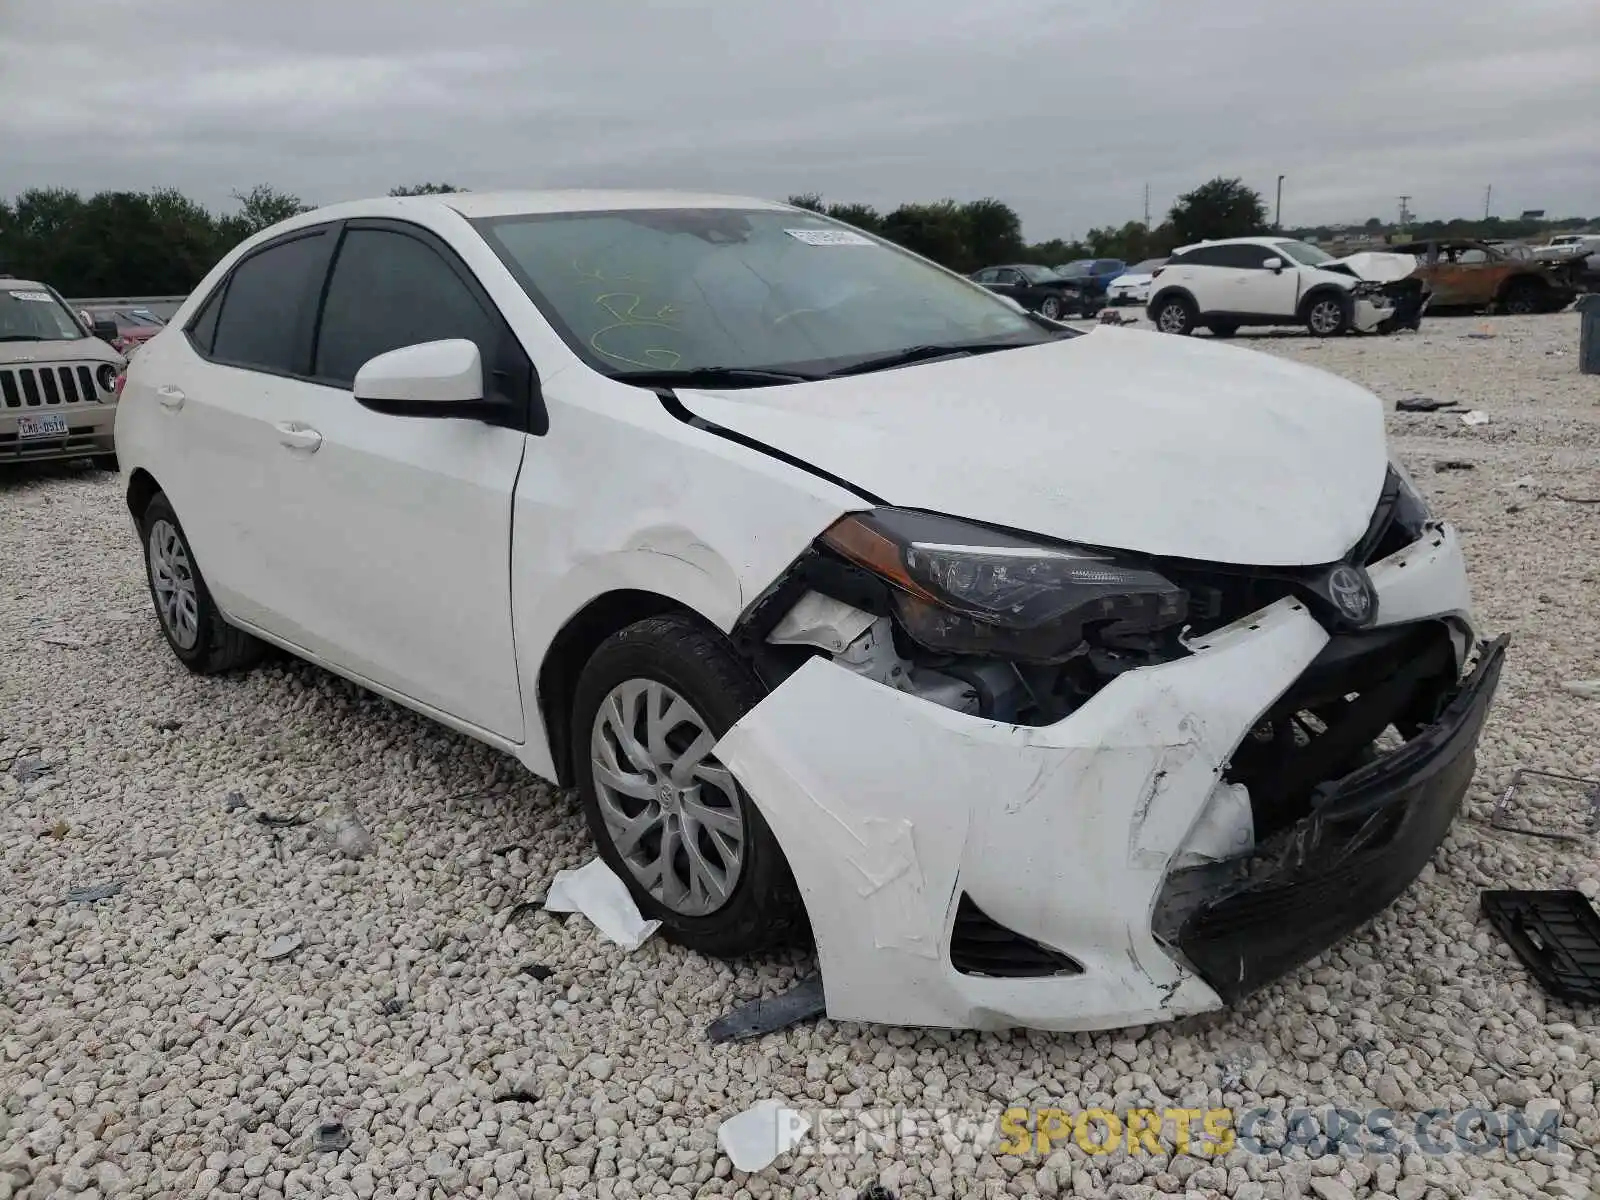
top-left (313, 228), bottom-right (500, 389)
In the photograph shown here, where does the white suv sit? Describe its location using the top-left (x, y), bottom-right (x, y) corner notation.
top-left (1146, 237), bottom-right (1425, 338)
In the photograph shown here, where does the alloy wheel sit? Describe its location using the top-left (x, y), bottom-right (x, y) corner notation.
top-left (589, 679), bottom-right (746, 917)
top-left (1039, 296), bottom-right (1062, 320)
top-left (1157, 302), bottom-right (1189, 333)
top-left (148, 519), bottom-right (199, 650)
top-left (1309, 299), bottom-right (1343, 335)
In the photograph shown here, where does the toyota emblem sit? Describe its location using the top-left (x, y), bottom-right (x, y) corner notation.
top-left (1326, 564), bottom-right (1376, 625)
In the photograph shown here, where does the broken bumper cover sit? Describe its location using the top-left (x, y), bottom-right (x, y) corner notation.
top-left (1153, 634), bottom-right (1506, 1003)
top-left (1354, 282), bottom-right (1430, 334)
top-left (714, 523), bottom-right (1486, 1032)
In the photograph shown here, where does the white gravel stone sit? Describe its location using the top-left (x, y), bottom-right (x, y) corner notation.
top-left (3, 313), bottom-right (1599, 1198)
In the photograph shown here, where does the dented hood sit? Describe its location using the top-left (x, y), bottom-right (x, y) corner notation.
top-left (1329, 251), bottom-right (1418, 283)
top-left (677, 327), bottom-right (1389, 566)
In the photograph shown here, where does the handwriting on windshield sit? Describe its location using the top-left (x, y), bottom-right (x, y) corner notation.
top-left (589, 292), bottom-right (682, 369)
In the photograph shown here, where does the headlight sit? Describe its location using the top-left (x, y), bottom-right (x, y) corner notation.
top-left (1390, 459), bottom-right (1432, 533)
top-left (819, 508), bottom-right (1187, 662)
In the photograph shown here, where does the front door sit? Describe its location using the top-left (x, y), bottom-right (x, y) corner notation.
top-left (251, 222), bottom-right (530, 739)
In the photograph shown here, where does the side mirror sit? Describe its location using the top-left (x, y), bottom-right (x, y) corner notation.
top-left (353, 339), bottom-right (487, 418)
top-left (91, 317), bottom-right (120, 342)
top-left (1262, 257), bottom-right (1284, 273)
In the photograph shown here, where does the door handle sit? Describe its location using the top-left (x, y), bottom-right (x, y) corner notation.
top-left (156, 385), bottom-right (185, 410)
top-left (276, 422), bottom-right (323, 452)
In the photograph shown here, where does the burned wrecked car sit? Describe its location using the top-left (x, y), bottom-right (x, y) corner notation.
top-left (119, 190), bottom-right (1501, 1033)
top-left (1389, 238), bottom-right (1578, 314)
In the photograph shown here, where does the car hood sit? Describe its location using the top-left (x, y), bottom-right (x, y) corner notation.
top-left (1109, 272), bottom-right (1153, 286)
top-left (0, 337), bottom-right (123, 367)
top-left (676, 327), bottom-right (1389, 567)
top-left (1328, 252), bottom-right (1418, 284)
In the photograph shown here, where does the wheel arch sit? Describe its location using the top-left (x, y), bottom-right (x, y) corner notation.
top-left (1146, 286), bottom-right (1195, 318)
top-left (126, 467), bottom-right (162, 523)
top-left (536, 589), bottom-right (714, 787)
top-left (1296, 284), bottom-right (1351, 322)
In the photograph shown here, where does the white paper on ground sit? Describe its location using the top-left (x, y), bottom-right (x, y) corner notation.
top-left (542, 858), bottom-right (661, 951)
top-left (716, 1099), bottom-right (811, 1172)
top-left (1460, 410), bottom-right (1490, 426)
top-left (1559, 679), bottom-right (1600, 701)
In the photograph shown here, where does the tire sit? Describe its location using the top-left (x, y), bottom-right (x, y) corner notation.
top-left (1038, 295), bottom-right (1063, 321)
top-left (1206, 322), bottom-right (1238, 338)
top-left (570, 613), bottom-right (805, 958)
top-left (138, 492), bottom-right (264, 674)
top-left (1152, 294), bottom-right (1196, 335)
top-left (1304, 293), bottom-right (1350, 337)
top-left (92, 453), bottom-right (119, 472)
top-left (1499, 279), bottom-right (1541, 316)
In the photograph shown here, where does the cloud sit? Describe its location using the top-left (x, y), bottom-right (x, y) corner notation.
top-left (2, 0), bottom-right (1597, 235)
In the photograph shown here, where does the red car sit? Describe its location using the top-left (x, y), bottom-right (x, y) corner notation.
top-left (81, 305), bottom-right (166, 356)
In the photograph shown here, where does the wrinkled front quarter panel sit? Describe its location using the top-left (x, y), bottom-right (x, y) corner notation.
top-left (715, 597), bottom-right (1331, 1032)
top-left (510, 377), bottom-right (863, 780)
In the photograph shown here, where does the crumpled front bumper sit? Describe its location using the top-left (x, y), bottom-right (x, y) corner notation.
top-left (1353, 282), bottom-right (1430, 334)
top-left (714, 523), bottom-right (1485, 1032)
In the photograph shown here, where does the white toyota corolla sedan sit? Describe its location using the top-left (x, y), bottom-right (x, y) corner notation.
top-left (116, 191), bottom-right (1504, 1032)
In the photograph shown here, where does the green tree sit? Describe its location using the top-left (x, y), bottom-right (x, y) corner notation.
top-left (786, 193), bottom-right (825, 212)
top-left (960, 198), bottom-right (1024, 267)
top-left (881, 201), bottom-right (972, 271)
top-left (1167, 177), bottom-right (1268, 245)
top-left (390, 182), bottom-right (467, 196)
top-left (219, 184), bottom-right (311, 245)
top-left (824, 202), bottom-right (884, 234)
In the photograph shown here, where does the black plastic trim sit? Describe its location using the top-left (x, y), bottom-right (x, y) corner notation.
top-left (655, 389), bottom-right (884, 504)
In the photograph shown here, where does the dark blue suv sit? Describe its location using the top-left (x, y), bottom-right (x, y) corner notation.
top-left (1053, 258), bottom-right (1127, 300)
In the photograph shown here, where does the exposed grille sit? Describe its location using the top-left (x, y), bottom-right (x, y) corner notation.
top-left (949, 895), bottom-right (1083, 978)
top-left (0, 364), bottom-right (102, 409)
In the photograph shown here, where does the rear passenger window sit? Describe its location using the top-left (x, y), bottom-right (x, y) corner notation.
top-left (187, 286), bottom-right (224, 355)
top-left (210, 233), bottom-right (329, 373)
top-left (314, 229), bottom-right (497, 388)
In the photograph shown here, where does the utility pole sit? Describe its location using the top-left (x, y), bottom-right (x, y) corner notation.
top-left (1397, 195), bottom-right (1412, 230)
top-left (1143, 183), bottom-right (1150, 228)
top-left (1484, 185), bottom-right (1492, 220)
top-left (1276, 175), bottom-right (1285, 230)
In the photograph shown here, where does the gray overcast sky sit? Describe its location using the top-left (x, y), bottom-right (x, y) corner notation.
top-left (3, 0), bottom-right (1597, 240)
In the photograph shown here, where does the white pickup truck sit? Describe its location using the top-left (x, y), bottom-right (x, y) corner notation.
top-left (1531, 233), bottom-right (1600, 263)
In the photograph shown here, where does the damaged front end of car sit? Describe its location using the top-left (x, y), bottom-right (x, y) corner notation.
top-left (1352, 277), bottom-right (1430, 334)
top-left (714, 464), bottom-right (1500, 1032)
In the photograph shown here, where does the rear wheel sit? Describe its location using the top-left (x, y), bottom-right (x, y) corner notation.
top-left (139, 493), bottom-right (264, 674)
top-left (1153, 295), bottom-right (1196, 335)
top-left (570, 614), bottom-right (805, 958)
top-left (1305, 294), bottom-right (1350, 337)
top-left (1499, 279), bottom-right (1542, 315)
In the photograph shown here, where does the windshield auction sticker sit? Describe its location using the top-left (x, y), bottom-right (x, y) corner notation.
top-left (8, 291), bottom-right (54, 302)
top-left (785, 229), bottom-right (875, 246)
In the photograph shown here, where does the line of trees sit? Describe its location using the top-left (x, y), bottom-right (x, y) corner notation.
top-left (3, 175), bottom-right (1594, 298)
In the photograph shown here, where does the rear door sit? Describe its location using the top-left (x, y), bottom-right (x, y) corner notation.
top-left (256, 220), bottom-right (529, 738)
top-left (158, 227), bottom-right (338, 630)
top-left (1164, 245), bottom-right (1235, 311)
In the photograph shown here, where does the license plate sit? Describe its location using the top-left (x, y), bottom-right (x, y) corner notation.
top-left (17, 414), bottom-right (68, 440)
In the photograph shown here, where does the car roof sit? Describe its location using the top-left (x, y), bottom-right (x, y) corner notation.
top-left (381, 189), bottom-right (794, 220)
top-left (0, 278), bottom-right (50, 293)
top-left (1173, 236), bottom-right (1290, 253)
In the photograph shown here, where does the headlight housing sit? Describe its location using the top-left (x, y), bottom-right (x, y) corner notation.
top-left (1390, 458), bottom-right (1432, 534)
top-left (819, 508), bottom-right (1187, 663)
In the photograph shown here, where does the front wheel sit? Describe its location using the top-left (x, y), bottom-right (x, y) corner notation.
top-left (138, 493), bottom-right (264, 674)
top-left (570, 614), bottom-right (805, 958)
top-left (1153, 295), bottom-right (1195, 335)
top-left (1305, 294), bottom-right (1350, 337)
top-left (1038, 295), bottom-right (1064, 321)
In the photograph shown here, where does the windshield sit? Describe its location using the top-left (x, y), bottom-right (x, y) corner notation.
top-left (0, 288), bottom-right (86, 342)
top-left (95, 308), bottom-right (164, 328)
top-left (1129, 258), bottom-right (1166, 274)
top-left (1274, 240), bottom-right (1335, 267)
top-left (1015, 264), bottom-right (1061, 283)
top-left (1054, 261), bottom-right (1092, 278)
top-left (473, 208), bottom-right (1053, 377)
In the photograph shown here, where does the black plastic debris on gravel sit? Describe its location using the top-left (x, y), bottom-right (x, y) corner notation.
top-left (1434, 460), bottom-right (1476, 472)
top-left (66, 881), bottom-right (124, 904)
top-left (256, 812), bottom-right (309, 828)
top-left (1396, 396), bottom-right (1463, 413)
top-left (310, 1121), bottom-right (352, 1153)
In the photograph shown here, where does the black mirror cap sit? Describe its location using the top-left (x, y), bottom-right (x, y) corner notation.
top-left (91, 318), bottom-right (120, 340)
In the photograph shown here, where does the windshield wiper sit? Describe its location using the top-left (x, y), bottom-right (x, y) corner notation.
top-left (826, 340), bottom-right (1032, 378)
top-left (610, 366), bottom-right (823, 389)
top-left (0, 334), bottom-right (58, 343)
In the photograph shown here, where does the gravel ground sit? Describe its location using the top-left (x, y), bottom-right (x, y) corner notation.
top-left (3, 313), bottom-right (1598, 1200)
